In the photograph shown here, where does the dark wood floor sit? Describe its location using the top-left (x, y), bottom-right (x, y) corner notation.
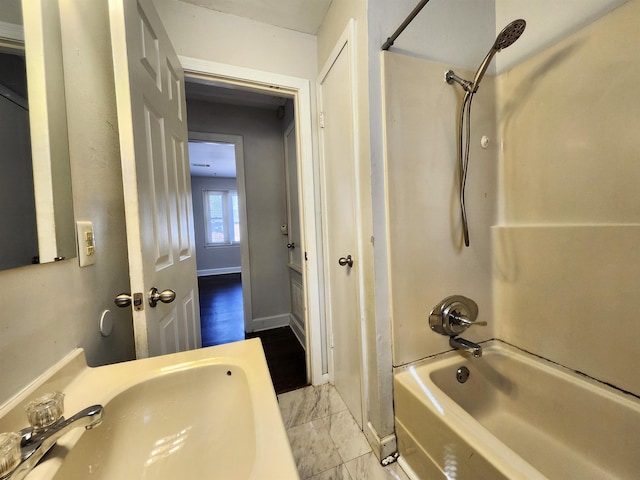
top-left (198, 273), bottom-right (307, 394)
top-left (199, 274), bottom-right (244, 346)
top-left (246, 327), bottom-right (307, 394)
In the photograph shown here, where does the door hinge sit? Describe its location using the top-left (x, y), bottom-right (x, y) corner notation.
top-left (319, 111), bottom-right (325, 128)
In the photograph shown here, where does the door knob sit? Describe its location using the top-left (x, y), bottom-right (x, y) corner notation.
top-left (338, 255), bottom-right (353, 267)
top-left (287, 242), bottom-right (295, 249)
top-left (114, 293), bottom-right (132, 308)
top-left (148, 287), bottom-right (176, 307)
top-left (114, 292), bottom-right (144, 311)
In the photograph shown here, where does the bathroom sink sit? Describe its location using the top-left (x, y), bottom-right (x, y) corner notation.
top-left (0, 339), bottom-right (298, 479)
top-left (51, 364), bottom-right (257, 478)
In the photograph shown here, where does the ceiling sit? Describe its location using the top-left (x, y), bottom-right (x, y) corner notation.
top-left (188, 140), bottom-right (237, 178)
top-left (178, 0), bottom-right (333, 35)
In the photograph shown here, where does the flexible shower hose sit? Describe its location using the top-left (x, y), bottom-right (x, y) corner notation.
top-left (458, 90), bottom-right (473, 247)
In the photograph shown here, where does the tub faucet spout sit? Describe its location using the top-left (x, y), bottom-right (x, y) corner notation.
top-left (449, 336), bottom-right (482, 358)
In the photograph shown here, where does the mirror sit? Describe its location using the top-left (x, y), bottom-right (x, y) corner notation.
top-left (0, 0), bottom-right (75, 270)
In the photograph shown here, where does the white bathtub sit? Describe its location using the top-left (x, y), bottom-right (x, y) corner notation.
top-left (394, 340), bottom-right (640, 479)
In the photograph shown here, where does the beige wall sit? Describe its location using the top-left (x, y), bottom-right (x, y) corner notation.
top-left (495, 0), bottom-right (640, 395)
top-left (383, 52), bottom-right (497, 366)
top-left (498, 1), bottom-right (638, 224)
top-left (0, 0), bottom-right (135, 405)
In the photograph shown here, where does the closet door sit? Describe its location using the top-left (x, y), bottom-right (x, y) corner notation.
top-left (318, 21), bottom-right (363, 428)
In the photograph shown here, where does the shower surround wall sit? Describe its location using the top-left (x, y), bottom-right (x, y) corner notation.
top-left (382, 52), bottom-right (497, 366)
top-left (495, 0), bottom-right (640, 396)
top-left (385, 0), bottom-right (640, 398)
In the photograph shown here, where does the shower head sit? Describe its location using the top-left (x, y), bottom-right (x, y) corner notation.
top-left (494, 19), bottom-right (527, 51)
top-left (470, 19), bottom-right (526, 92)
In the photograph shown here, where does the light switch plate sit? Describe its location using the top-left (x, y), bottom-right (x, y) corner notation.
top-left (76, 221), bottom-right (96, 267)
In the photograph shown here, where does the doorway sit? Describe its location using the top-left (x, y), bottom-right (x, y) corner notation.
top-left (184, 78), bottom-right (309, 393)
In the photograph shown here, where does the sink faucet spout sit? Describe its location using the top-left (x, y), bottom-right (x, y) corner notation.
top-left (6, 405), bottom-right (104, 480)
top-left (449, 336), bottom-right (482, 358)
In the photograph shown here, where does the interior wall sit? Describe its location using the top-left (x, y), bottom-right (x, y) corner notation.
top-left (0, 1), bottom-right (21, 28)
top-left (0, 0), bottom-right (135, 405)
top-left (495, 0), bottom-right (640, 396)
top-left (383, 52), bottom-right (497, 366)
top-left (186, 98), bottom-right (291, 331)
top-left (190, 176), bottom-right (241, 275)
top-left (152, 0), bottom-right (317, 81)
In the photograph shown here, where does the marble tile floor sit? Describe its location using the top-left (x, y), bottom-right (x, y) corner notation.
top-left (278, 384), bottom-right (410, 480)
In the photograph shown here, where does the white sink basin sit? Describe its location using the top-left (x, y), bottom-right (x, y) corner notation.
top-left (0, 339), bottom-right (299, 479)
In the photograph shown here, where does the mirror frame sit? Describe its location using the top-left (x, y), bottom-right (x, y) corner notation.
top-left (0, 0), bottom-right (76, 269)
top-left (23, 0), bottom-right (75, 263)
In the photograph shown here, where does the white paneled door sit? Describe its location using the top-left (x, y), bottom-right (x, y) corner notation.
top-left (319, 21), bottom-right (363, 428)
top-left (109, 0), bottom-right (201, 357)
top-left (284, 122), bottom-right (302, 269)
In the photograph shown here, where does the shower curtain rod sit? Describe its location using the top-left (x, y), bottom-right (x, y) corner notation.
top-left (381, 0), bottom-right (432, 51)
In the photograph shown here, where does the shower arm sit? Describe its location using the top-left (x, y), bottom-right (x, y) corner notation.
top-left (445, 70), bottom-right (473, 93)
top-left (445, 48), bottom-right (497, 95)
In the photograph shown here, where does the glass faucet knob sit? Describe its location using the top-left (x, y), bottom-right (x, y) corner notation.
top-left (0, 432), bottom-right (20, 477)
top-left (25, 392), bottom-right (65, 431)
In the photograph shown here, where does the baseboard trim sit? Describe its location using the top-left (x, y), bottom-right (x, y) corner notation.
top-left (289, 314), bottom-right (306, 349)
top-left (364, 421), bottom-right (397, 462)
top-left (247, 314), bottom-right (290, 332)
top-left (197, 267), bottom-right (241, 276)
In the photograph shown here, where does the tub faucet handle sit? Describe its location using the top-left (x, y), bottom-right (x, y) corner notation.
top-left (429, 295), bottom-right (484, 336)
top-left (450, 312), bottom-right (487, 328)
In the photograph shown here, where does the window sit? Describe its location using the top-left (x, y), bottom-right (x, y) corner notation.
top-left (203, 190), bottom-right (240, 245)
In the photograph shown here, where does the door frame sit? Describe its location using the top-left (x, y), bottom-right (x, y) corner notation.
top-left (188, 132), bottom-right (252, 330)
top-left (180, 56), bottom-right (325, 385)
top-left (283, 121), bottom-right (301, 270)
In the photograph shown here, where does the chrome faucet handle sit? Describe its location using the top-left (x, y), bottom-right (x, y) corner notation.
top-left (429, 295), bottom-right (483, 336)
top-left (450, 312), bottom-right (487, 327)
